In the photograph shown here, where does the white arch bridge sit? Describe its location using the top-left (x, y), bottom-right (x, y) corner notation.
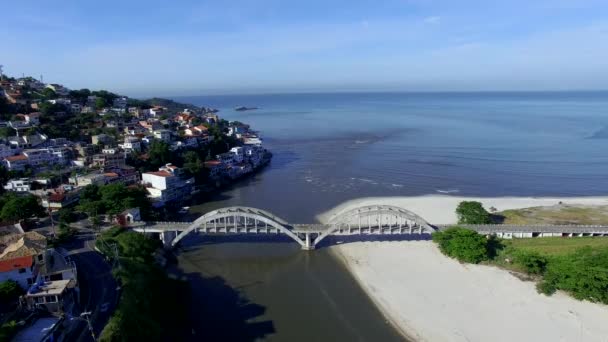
top-left (131, 205), bottom-right (435, 250)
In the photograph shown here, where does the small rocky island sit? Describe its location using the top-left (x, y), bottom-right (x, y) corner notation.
top-left (235, 106), bottom-right (258, 111)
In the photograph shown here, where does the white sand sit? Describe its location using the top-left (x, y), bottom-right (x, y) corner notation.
top-left (332, 241), bottom-right (608, 342)
top-left (318, 195), bottom-right (608, 225)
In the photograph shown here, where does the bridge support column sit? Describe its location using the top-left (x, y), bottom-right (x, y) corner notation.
top-left (160, 230), bottom-right (177, 248)
top-left (302, 233), bottom-right (315, 250)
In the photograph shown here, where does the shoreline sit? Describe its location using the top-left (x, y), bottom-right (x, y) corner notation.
top-left (318, 194), bottom-right (608, 225)
top-left (329, 245), bottom-right (418, 342)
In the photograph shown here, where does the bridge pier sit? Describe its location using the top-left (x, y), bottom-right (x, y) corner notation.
top-left (160, 230), bottom-right (178, 248)
top-left (302, 233), bottom-right (315, 250)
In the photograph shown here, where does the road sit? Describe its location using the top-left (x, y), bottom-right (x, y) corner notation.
top-left (62, 231), bottom-right (118, 341)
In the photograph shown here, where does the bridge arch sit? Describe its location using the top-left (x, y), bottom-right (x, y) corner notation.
top-left (314, 204), bottom-right (436, 246)
top-left (170, 207), bottom-right (306, 248)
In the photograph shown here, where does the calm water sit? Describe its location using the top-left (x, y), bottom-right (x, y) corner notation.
top-left (172, 92), bottom-right (608, 341)
top-left (178, 91), bottom-right (608, 222)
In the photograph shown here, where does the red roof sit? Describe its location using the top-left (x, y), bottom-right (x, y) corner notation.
top-left (204, 160), bottom-right (222, 167)
top-left (0, 255), bottom-right (33, 273)
top-left (5, 154), bottom-right (28, 162)
top-left (145, 171), bottom-right (172, 177)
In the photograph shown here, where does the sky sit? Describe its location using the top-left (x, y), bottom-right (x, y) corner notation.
top-left (2, 0), bottom-right (608, 96)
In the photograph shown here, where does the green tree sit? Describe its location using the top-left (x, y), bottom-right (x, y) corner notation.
top-left (0, 194), bottom-right (44, 222)
top-left (0, 280), bottom-right (23, 305)
top-left (432, 227), bottom-right (489, 263)
top-left (147, 140), bottom-right (171, 169)
top-left (455, 201), bottom-right (492, 224)
top-left (183, 151), bottom-right (202, 175)
top-left (41, 88), bottom-right (57, 99)
top-left (95, 97), bottom-right (107, 110)
top-left (80, 184), bottom-right (101, 202)
top-left (58, 207), bottom-right (76, 224)
top-left (0, 127), bottom-right (13, 138)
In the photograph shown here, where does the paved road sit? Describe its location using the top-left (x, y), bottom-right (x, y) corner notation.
top-left (63, 232), bottom-right (118, 341)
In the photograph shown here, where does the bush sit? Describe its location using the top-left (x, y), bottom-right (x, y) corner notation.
top-left (455, 201), bottom-right (492, 224)
top-left (537, 247), bottom-right (608, 304)
top-left (432, 227), bottom-right (489, 263)
top-left (513, 251), bottom-right (548, 275)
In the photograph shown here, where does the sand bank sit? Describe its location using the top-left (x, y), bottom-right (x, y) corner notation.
top-left (318, 195), bottom-right (608, 225)
top-left (332, 241), bottom-right (608, 342)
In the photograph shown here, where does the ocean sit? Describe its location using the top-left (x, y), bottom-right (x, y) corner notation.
top-left (175, 91), bottom-right (608, 222)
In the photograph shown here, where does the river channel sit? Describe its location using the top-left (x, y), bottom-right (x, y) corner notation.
top-left (176, 236), bottom-right (406, 341)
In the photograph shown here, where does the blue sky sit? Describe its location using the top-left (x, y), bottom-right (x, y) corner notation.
top-left (2, 0), bottom-right (608, 96)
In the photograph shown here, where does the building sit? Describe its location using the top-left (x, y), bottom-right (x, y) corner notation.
top-left (91, 151), bottom-right (125, 169)
top-left (204, 160), bottom-right (227, 181)
top-left (91, 134), bottom-right (114, 146)
top-left (23, 278), bottom-right (77, 314)
top-left (3, 154), bottom-right (29, 171)
top-left (69, 173), bottom-right (106, 187)
top-left (141, 164), bottom-right (193, 205)
top-left (152, 129), bottom-right (171, 142)
top-left (0, 232), bottom-right (47, 289)
top-left (41, 188), bottom-right (80, 211)
top-left (113, 97), bottom-right (128, 109)
top-left (70, 103), bottom-right (82, 113)
top-left (119, 136), bottom-right (141, 152)
top-left (3, 178), bottom-right (32, 193)
top-left (184, 125), bottom-right (208, 137)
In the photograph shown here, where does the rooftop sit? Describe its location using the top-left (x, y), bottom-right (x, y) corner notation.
top-left (0, 232), bottom-right (47, 261)
top-left (145, 171), bottom-right (173, 178)
top-left (26, 279), bottom-right (72, 297)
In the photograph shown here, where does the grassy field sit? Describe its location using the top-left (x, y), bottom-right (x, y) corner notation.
top-left (502, 237), bottom-right (608, 256)
top-left (497, 204), bottom-right (608, 225)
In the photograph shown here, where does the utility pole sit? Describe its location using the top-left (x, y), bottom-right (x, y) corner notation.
top-left (0, 65), bottom-right (4, 81)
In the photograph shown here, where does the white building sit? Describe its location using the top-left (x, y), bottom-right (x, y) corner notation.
top-left (3, 178), bottom-right (32, 193)
top-left (141, 164), bottom-right (193, 204)
top-left (119, 136), bottom-right (141, 152)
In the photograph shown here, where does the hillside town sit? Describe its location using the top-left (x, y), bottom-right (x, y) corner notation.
top-left (0, 69), bottom-right (271, 340)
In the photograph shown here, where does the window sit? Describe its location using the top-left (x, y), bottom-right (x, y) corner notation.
top-left (18, 268), bottom-right (26, 274)
top-left (45, 296), bottom-right (58, 303)
top-left (38, 254), bottom-right (43, 261)
top-left (27, 278), bottom-right (33, 285)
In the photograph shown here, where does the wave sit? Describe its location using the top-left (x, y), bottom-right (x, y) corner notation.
top-left (436, 189), bottom-right (460, 194)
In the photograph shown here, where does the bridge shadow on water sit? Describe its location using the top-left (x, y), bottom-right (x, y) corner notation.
top-left (168, 255), bottom-right (276, 341)
top-left (178, 232), bottom-right (432, 250)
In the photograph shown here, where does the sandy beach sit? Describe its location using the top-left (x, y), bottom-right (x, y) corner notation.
top-left (318, 195), bottom-right (608, 225)
top-left (321, 196), bottom-right (608, 341)
top-left (331, 241), bottom-right (608, 342)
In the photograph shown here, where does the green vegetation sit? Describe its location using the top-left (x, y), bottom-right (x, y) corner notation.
top-left (537, 248), bottom-right (608, 303)
top-left (432, 228), bottom-right (608, 305)
top-left (0, 193), bottom-right (44, 222)
top-left (503, 237), bottom-right (608, 256)
top-left (78, 183), bottom-right (151, 218)
top-left (432, 227), bottom-right (490, 263)
top-left (497, 205), bottom-right (608, 225)
top-left (455, 201), bottom-right (492, 224)
top-left (0, 321), bottom-right (19, 342)
top-left (0, 280), bottom-right (24, 306)
top-left (96, 228), bottom-right (189, 342)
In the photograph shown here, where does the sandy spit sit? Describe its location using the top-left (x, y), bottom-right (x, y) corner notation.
top-left (318, 195), bottom-right (608, 225)
top-left (331, 241), bottom-right (608, 342)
